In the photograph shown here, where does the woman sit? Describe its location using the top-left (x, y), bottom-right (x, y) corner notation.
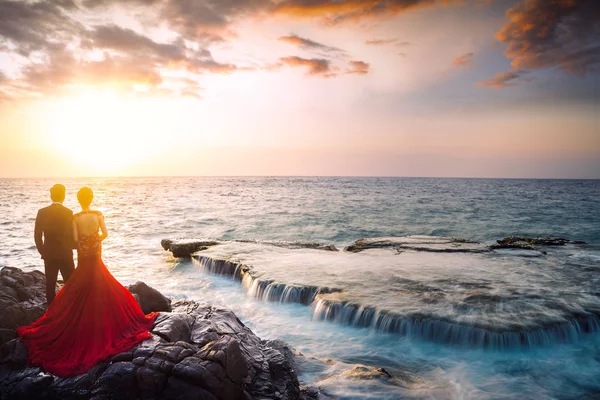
top-left (17, 187), bottom-right (158, 377)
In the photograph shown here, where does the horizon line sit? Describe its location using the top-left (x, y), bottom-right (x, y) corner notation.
top-left (1, 175), bottom-right (600, 181)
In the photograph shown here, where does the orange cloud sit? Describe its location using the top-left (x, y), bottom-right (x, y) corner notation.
top-left (346, 60), bottom-right (370, 74)
top-left (273, 0), bottom-right (468, 23)
top-left (452, 52), bottom-right (473, 67)
top-left (365, 39), bottom-right (411, 47)
top-left (476, 69), bottom-right (531, 89)
top-left (365, 38), bottom-right (397, 45)
top-left (279, 56), bottom-right (334, 76)
top-left (278, 34), bottom-right (344, 54)
top-left (480, 0), bottom-right (600, 88)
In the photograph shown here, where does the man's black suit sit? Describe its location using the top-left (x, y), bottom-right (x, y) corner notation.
top-left (35, 203), bottom-right (75, 304)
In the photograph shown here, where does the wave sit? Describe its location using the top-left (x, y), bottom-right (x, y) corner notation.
top-left (191, 254), bottom-right (600, 349)
top-left (194, 256), bottom-right (341, 305)
top-left (312, 298), bottom-right (600, 350)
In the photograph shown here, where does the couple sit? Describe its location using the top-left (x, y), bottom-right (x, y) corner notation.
top-left (16, 184), bottom-right (157, 377)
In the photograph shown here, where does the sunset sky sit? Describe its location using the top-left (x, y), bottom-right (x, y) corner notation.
top-left (0, 0), bottom-right (598, 178)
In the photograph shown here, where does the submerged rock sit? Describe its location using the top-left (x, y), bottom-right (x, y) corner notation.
top-left (161, 239), bottom-right (219, 258)
top-left (162, 238), bottom-right (338, 258)
top-left (344, 236), bottom-right (489, 253)
top-left (345, 235), bottom-right (587, 253)
top-left (0, 267), bottom-right (306, 400)
top-left (491, 236), bottom-right (586, 250)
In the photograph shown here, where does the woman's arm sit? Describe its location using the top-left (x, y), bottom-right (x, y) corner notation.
top-left (72, 218), bottom-right (78, 245)
top-left (98, 213), bottom-right (108, 241)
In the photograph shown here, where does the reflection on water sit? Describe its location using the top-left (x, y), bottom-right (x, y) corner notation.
top-left (1, 177), bottom-right (600, 399)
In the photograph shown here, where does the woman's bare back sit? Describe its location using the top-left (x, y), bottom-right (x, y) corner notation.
top-left (73, 210), bottom-right (108, 241)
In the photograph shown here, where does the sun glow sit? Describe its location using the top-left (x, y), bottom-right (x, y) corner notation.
top-left (43, 89), bottom-right (168, 174)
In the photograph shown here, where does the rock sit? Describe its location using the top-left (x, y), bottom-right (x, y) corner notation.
top-left (341, 365), bottom-right (407, 386)
top-left (490, 236), bottom-right (586, 251)
top-left (161, 239), bottom-right (219, 258)
top-left (300, 385), bottom-right (321, 400)
top-left (127, 281), bottom-right (172, 314)
top-left (0, 329), bottom-right (16, 345)
top-left (344, 236), bottom-right (488, 253)
top-left (0, 267), bottom-right (47, 346)
top-left (162, 238), bottom-right (339, 258)
top-left (152, 313), bottom-right (195, 342)
top-left (0, 267), bottom-right (303, 400)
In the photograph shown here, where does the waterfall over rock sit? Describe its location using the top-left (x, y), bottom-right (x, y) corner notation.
top-left (163, 236), bottom-right (600, 350)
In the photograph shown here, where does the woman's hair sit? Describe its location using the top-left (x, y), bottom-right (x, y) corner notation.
top-left (77, 187), bottom-right (94, 208)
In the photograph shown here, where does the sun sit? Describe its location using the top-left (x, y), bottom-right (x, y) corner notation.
top-left (43, 89), bottom-right (165, 174)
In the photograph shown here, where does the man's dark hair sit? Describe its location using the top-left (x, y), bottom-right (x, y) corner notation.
top-left (50, 184), bottom-right (66, 202)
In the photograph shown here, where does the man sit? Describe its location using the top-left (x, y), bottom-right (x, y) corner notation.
top-left (34, 184), bottom-right (75, 305)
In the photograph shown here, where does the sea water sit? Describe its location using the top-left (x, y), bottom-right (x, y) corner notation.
top-left (1, 177), bottom-right (599, 399)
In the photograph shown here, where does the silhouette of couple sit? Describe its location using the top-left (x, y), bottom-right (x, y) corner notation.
top-left (17, 184), bottom-right (157, 377)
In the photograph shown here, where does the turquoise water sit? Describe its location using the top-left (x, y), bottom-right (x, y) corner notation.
top-left (1, 177), bottom-right (599, 399)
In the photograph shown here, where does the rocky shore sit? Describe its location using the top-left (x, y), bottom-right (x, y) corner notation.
top-left (0, 267), bottom-right (312, 400)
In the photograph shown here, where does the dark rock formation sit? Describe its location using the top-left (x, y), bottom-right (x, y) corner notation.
top-left (344, 236), bottom-right (587, 253)
top-left (162, 238), bottom-right (338, 258)
top-left (344, 236), bottom-right (488, 253)
top-left (0, 267), bottom-right (306, 400)
top-left (491, 236), bottom-right (586, 250)
top-left (161, 239), bottom-right (219, 258)
top-left (0, 267), bottom-right (47, 346)
top-left (127, 281), bottom-right (172, 315)
top-left (234, 240), bottom-right (338, 252)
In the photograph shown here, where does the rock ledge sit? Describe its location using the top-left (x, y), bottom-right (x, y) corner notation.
top-left (0, 267), bottom-right (305, 400)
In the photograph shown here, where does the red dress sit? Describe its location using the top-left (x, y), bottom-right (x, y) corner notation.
top-left (17, 211), bottom-right (158, 377)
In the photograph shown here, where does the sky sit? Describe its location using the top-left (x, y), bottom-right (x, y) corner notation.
top-left (0, 0), bottom-right (598, 178)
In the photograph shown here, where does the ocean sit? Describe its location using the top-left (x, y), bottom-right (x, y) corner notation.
top-left (1, 177), bottom-right (599, 399)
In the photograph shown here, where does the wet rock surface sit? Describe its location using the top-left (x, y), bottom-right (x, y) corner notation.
top-left (0, 267), bottom-right (306, 400)
top-left (344, 236), bottom-right (488, 253)
top-left (127, 281), bottom-right (172, 315)
top-left (344, 235), bottom-right (587, 253)
top-left (0, 267), bottom-right (47, 345)
top-left (161, 239), bottom-right (219, 258)
top-left (162, 239), bottom-right (338, 258)
top-left (490, 236), bottom-right (586, 251)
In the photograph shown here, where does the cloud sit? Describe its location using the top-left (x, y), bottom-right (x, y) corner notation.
top-left (346, 60), bottom-right (369, 74)
top-left (0, 0), bottom-right (485, 99)
top-left (20, 44), bottom-right (163, 91)
top-left (272, 0), bottom-right (468, 24)
top-left (85, 0), bottom-right (271, 38)
top-left (279, 56), bottom-right (334, 76)
top-left (88, 25), bottom-right (187, 62)
top-left (365, 39), bottom-right (411, 46)
top-left (89, 24), bottom-right (238, 74)
top-left (365, 38), bottom-right (397, 46)
top-left (0, 0), bottom-right (81, 56)
top-left (278, 34), bottom-right (344, 54)
top-left (0, 0), bottom-right (242, 99)
top-left (476, 69), bottom-right (531, 89)
top-left (481, 0), bottom-right (600, 88)
top-left (452, 52), bottom-right (473, 67)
